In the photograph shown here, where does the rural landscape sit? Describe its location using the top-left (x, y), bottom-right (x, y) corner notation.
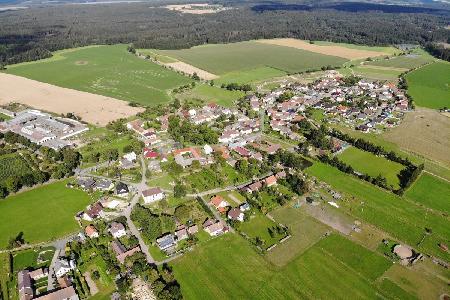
top-left (0, 0), bottom-right (449, 300)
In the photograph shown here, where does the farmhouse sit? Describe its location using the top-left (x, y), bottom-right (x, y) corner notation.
top-left (18, 268), bottom-right (49, 300)
top-left (142, 187), bottom-right (165, 204)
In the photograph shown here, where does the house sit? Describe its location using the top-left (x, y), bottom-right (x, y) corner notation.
top-left (111, 240), bottom-right (141, 264)
top-left (84, 225), bottom-right (99, 239)
top-left (233, 146), bottom-right (251, 157)
top-left (77, 177), bottom-right (95, 191)
top-left (142, 187), bottom-right (165, 204)
top-left (115, 182), bottom-right (129, 198)
top-left (203, 144), bottom-right (213, 155)
top-left (95, 179), bottom-right (113, 191)
top-left (244, 181), bottom-right (263, 193)
top-left (144, 149), bottom-right (159, 159)
top-left (119, 158), bottom-right (135, 169)
top-left (239, 202), bottom-right (250, 212)
top-left (148, 160), bottom-right (162, 173)
top-left (18, 270), bottom-right (33, 300)
top-left (123, 152), bottom-right (137, 162)
top-left (228, 208), bottom-right (244, 222)
top-left (275, 171), bottom-right (286, 179)
top-left (83, 202), bottom-right (104, 221)
top-left (264, 175), bottom-right (277, 187)
top-left (187, 225), bottom-right (198, 235)
top-left (34, 286), bottom-right (79, 300)
top-left (109, 222), bottom-right (127, 239)
top-left (175, 228), bottom-right (188, 241)
top-left (156, 234), bottom-right (177, 251)
top-left (203, 219), bottom-right (227, 236)
top-left (54, 258), bottom-right (75, 278)
top-left (209, 195), bottom-right (229, 212)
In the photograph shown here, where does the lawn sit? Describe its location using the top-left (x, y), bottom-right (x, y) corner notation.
top-left (0, 153), bottom-right (33, 184)
top-left (0, 253), bottom-right (11, 300)
top-left (238, 213), bottom-right (280, 249)
top-left (172, 233), bottom-right (391, 299)
top-left (305, 162), bottom-right (450, 262)
top-left (338, 146), bottom-right (405, 189)
top-left (405, 61), bottom-right (450, 109)
top-left (405, 173), bottom-right (450, 213)
top-left (156, 41), bottom-right (347, 75)
top-left (366, 55), bottom-right (432, 70)
top-left (0, 180), bottom-right (92, 249)
top-left (176, 84), bottom-right (245, 107)
top-left (216, 67), bottom-right (287, 85)
top-left (6, 45), bottom-right (192, 106)
top-left (350, 65), bottom-right (403, 80)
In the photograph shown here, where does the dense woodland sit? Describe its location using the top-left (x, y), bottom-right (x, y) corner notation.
top-left (0, 0), bottom-right (449, 65)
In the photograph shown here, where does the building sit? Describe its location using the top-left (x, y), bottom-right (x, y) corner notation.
top-left (111, 240), bottom-right (141, 264)
top-left (115, 182), bottom-right (129, 198)
top-left (34, 286), bottom-right (79, 300)
top-left (156, 234), bottom-right (177, 251)
top-left (54, 258), bottom-right (75, 278)
top-left (203, 219), bottom-right (227, 236)
top-left (109, 222), bottom-right (127, 239)
top-left (175, 228), bottom-right (188, 241)
top-left (84, 225), bottom-right (99, 239)
top-left (264, 175), bottom-right (277, 187)
top-left (228, 208), bottom-right (244, 222)
top-left (209, 195), bottom-right (229, 213)
top-left (18, 270), bottom-right (34, 300)
top-left (82, 202), bottom-right (104, 221)
top-left (142, 187), bottom-right (165, 204)
top-left (95, 179), bottom-right (113, 191)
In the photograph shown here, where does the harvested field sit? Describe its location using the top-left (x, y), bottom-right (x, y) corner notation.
top-left (0, 73), bottom-right (143, 126)
top-left (258, 39), bottom-right (387, 60)
top-left (382, 108), bottom-right (450, 166)
top-left (165, 61), bottom-right (218, 80)
top-left (165, 3), bottom-right (230, 14)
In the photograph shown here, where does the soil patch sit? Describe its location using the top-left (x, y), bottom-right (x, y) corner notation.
top-left (75, 60), bottom-right (88, 65)
top-left (165, 61), bottom-right (219, 80)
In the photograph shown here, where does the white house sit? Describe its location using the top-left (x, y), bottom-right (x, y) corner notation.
top-left (123, 152), bottom-right (137, 162)
top-left (109, 222), bottom-right (127, 239)
top-left (142, 187), bottom-right (165, 204)
top-left (54, 258), bottom-right (75, 278)
top-left (203, 144), bottom-right (213, 155)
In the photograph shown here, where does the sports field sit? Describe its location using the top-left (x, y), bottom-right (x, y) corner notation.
top-left (405, 61), bottom-right (450, 109)
top-left (6, 45), bottom-right (192, 106)
top-left (338, 147), bottom-right (405, 189)
top-left (156, 41), bottom-right (347, 76)
top-left (305, 162), bottom-right (450, 262)
top-left (405, 173), bottom-right (450, 214)
top-left (172, 233), bottom-right (392, 299)
top-left (0, 180), bottom-right (92, 249)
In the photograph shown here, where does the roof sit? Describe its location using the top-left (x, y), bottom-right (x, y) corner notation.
top-left (110, 222), bottom-right (125, 234)
top-left (84, 225), bottom-right (98, 237)
top-left (228, 208), bottom-right (243, 220)
top-left (142, 187), bottom-right (163, 197)
top-left (209, 195), bottom-right (225, 207)
top-left (34, 286), bottom-right (78, 300)
top-left (156, 234), bottom-right (176, 249)
top-left (265, 175), bottom-right (277, 186)
top-left (393, 245), bottom-right (413, 259)
top-left (115, 182), bottom-right (129, 194)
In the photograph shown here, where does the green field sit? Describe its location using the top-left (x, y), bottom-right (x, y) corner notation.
top-left (156, 41), bottom-right (347, 76)
top-left (0, 180), bottom-right (92, 248)
top-left (313, 41), bottom-right (400, 55)
top-left (405, 62), bottom-right (450, 109)
top-left (338, 147), bottom-right (405, 189)
top-left (366, 55), bottom-right (431, 70)
top-left (349, 65), bottom-right (404, 80)
top-left (0, 153), bottom-right (33, 184)
top-left (305, 162), bottom-right (450, 262)
top-left (238, 213), bottom-right (280, 249)
top-left (216, 67), bottom-right (287, 85)
top-left (405, 173), bottom-right (450, 213)
top-left (176, 84), bottom-right (245, 107)
top-left (6, 45), bottom-right (192, 106)
top-left (172, 233), bottom-right (391, 299)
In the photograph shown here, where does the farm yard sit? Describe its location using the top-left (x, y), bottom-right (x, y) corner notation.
top-left (305, 162), bottom-right (450, 262)
top-left (337, 147), bottom-right (405, 189)
top-left (172, 233), bottom-right (400, 299)
top-left (0, 180), bottom-right (92, 249)
top-left (405, 61), bottom-right (450, 109)
top-left (405, 173), bottom-right (450, 213)
top-left (5, 45), bottom-right (192, 106)
top-left (155, 41), bottom-right (348, 79)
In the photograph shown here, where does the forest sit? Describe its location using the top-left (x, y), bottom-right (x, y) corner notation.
top-left (0, 0), bottom-right (449, 65)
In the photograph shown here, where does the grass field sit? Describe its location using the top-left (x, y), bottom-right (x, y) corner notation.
top-left (238, 213), bottom-right (279, 249)
top-left (172, 233), bottom-right (391, 299)
top-left (6, 45), bottom-right (192, 106)
top-left (349, 65), bottom-right (404, 80)
top-left (405, 61), bottom-right (450, 109)
top-left (0, 153), bottom-right (33, 184)
top-left (305, 162), bottom-right (450, 262)
top-left (156, 41), bottom-right (347, 76)
top-left (365, 55), bottom-right (431, 70)
top-left (176, 84), bottom-right (245, 107)
top-left (405, 173), bottom-right (450, 213)
top-left (0, 180), bottom-right (92, 249)
top-left (215, 67), bottom-right (287, 85)
top-left (313, 41), bottom-right (400, 55)
top-left (338, 147), bottom-right (405, 189)
top-left (0, 253), bottom-right (11, 300)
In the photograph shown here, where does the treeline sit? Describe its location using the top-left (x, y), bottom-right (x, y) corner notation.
top-left (424, 43), bottom-right (450, 61)
top-left (168, 115), bottom-right (218, 145)
top-left (220, 82), bottom-right (252, 92)
top-left (269, 150), bottom-right (313, 170)
top-left (0, 2), bottom-right (449, 65)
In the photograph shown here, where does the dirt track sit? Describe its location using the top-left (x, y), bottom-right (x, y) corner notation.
top-left (0, 73), bottom-right (143, 126)
top-left (258, 39), bottom-right (387, 60)
top-left (165, 61), bottom-right (218, 80)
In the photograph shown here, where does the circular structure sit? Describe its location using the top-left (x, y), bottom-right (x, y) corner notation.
top-left (393, 245), bottom-right (413, 259)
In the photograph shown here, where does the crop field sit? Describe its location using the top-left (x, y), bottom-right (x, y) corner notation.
top-left (405, 61), bottom-right (450, 109)
top-left (305, 162), bottom-right (450, 262)
top-left (0, 153), bottom-right (33, 184)
top-left (313, 41), bottom-right (400, 55)
top-left (338, 147), bottom-right (405, 189)
top-left (405, 173), bottom-right (450, 213)
top-left (216, 67), bottom-right (287, 85)
top-left (0, 180), bottom-right (92, 249)
top-left (176, 84), bottom-right (245, 107)
top-left (172, 233), bottom-right (391, 299)
top-left (6, 45), bottom-right (192, 106)
top-left (156, 41), bottom-right (347, 76)
top-left (348, 65), bottom-right (404, 80)
top-left (365, 55), bottom-right (432, 70)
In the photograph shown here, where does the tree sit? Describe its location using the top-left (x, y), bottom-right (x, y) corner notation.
top-left (173, 182), bottom-right (187, 198)
top-left (91, 270), bottom-right (100, 280)
top-left (0, 185), bottom-right (8, 199)
top-left (174, 205), bottom-right (190, 222)
top-left (5, 176), bottom-right (20, 193)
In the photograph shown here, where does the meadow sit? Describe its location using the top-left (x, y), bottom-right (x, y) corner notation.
top-left (405, 173), bottom-right (450, 213)
top-left (156, 41), bottom-right (347, 76)
top-left (305, 162), bottom-right (450, 262)
top-left (405, 61), bottom-right (450, 109)
top-left (365, 54), bottom-right (432, 70)
top-left (6, 45), bottom-right (192, 106)
top-left (176, 84), bottom-right (245, 107)
top-left (172, 233), bottom-right (392, 299)
top-left (216, 67), bottom-right (287, 85)
top-left (0, 153), bottom-right (33, 184)
top-left (238, 213), bottom-right (280, 249)
top-left (338, 147), bottom-right (405, 189)
top-left (0, 180), bottom-right (92, 249)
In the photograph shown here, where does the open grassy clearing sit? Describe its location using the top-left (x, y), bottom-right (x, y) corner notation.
top-left (306, 162), bottom-right (450, 262)
top-left (0, 153), bottom-right (33, 184)
top-left (365, 55), bottom-right (432, 70)
top-left (313, 41), bottom-right (400, 55)
top-left (0, 180), bottom-right (92, 249)
top-left (405, 61), bottom-right (450, 109)
top-left (349, 65), bottom-right (404, 80)
top-left (376, 278), bottom-right (418, 300)
top-left (216, 67), bottom-right (287, 85)
top-left (405, 173), bottom-right (450, 213)
top-left (172, 233), bottom-right (392, 299)
top-left (6, 44), bottom-right (192, 106)
top-left (175, 84), bottom-right (245, 107)
top-left (338, 146), bottom-right (405, 189)
top-left (238, 213), bottom-right (280, 249)
top-left (156, 41), bottom-right (347, 75)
